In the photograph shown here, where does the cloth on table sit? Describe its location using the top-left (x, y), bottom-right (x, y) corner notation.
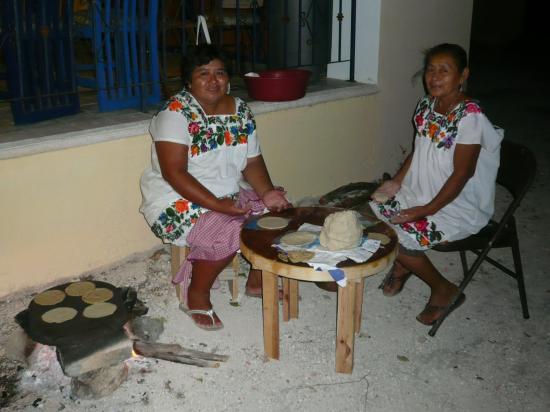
top-left (274, 223), bottom-right (381, 287)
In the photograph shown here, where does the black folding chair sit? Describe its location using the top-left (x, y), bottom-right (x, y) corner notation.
top-left (429, 140), bottom-right (537, 336)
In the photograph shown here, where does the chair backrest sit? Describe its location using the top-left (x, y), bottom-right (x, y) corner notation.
top-left (496, 140), bottom-right (537, 200)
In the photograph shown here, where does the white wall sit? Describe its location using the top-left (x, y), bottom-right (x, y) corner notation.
top-left (374, 0), bottom-right (474, 176)
top-left (329, 0), bottom-right (473, 177)
top-left (0, 95), bottom-right (380, 297)
top-left (328, 0), bottom-right (381, 83)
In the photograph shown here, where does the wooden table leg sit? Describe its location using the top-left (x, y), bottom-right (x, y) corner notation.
top-left (354, 279), bottom-right (365, 334)
top-left (289, 279), bottom-right (299, 319)
top-left (282, 278), bottom-right (290, 321)
top-left (262, 270), bottom-right (279, 359)
top-left (336, 281), bottom-right (356, 374)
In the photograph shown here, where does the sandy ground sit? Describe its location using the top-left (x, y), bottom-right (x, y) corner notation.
top-left (2, 226), bottom-right (549, 412)
top-left (1, 49), bottom-right (549, 411)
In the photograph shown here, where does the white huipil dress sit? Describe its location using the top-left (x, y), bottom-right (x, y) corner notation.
top-left (370, 96), bottom-right (503, 251)
top-left (139, 90), bottom-right (261, 246)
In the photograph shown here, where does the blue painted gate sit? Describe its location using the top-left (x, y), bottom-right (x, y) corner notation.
top-left (1, 0), bottom-right (80, 124)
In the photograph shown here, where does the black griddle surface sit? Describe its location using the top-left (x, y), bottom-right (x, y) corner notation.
top-left (20, 280), bottom-right (128, 347)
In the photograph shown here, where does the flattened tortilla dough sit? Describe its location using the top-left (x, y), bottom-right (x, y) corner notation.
top-left (33, 289), bottom-right (66, 306)
top-left (278, 252), bottom-right (289, 262)
top-left (368, 232), bottom-right (391, 245)
top-left (82, 288), bottom-right (114, 304)
top-left (372, 192), bottom-right (390, 203)
top-left (280, 231), bottom-right (317, 247)
top-left (257, 216), bottom-right (289, 230)
top-left (288, 250), bottom-right (315, 263)
top-left (65, 281), bottom-right (96, 297)
top-left (42, 307), bottom-right (78, 323)
top-left (83, 302), bottom-right (117, 319)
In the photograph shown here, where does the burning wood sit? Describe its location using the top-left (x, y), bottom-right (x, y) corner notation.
top-left (11, 281), bottom-right (229, 400)
top-left (133, 340), bottom-right (228, 368)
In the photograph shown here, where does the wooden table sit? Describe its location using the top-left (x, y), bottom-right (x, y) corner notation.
top-left (240, 207), bottom-right (397, 373)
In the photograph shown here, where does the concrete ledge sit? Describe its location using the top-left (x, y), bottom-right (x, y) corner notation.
top-left (248, 82), bottom-right (378, 115)
top-left (0, 120), bottom-right (151, 160)
top-left (0, 82), bottom-right (378, 160)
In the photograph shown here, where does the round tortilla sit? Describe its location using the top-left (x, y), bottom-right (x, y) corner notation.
top-left (287, 250), bottom-right (315, 263)
top-left (33, 289), bottom-right (66, 306)
top-left (82, 288), bottom-right (113, 304)
top-left (83, 302), bottom-right (117, 319)
top-left (277, 252), bottom-right (289, 262)
top-left (368, 232), bottom-right (391, 245)
top-left (257, 216), bottom-right (289, 230)
top-left (41, 307), bottom-right (78, 323)
top-left (372, 192), bottom-right (390, 203)
top-left (280, 231), bottom-right (317, 247)
top-left (65, 281), bottom-right (96, 297)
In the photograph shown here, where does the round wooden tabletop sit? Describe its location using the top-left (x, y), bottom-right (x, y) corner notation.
top-left (240, 207), bottom-right (398, 282)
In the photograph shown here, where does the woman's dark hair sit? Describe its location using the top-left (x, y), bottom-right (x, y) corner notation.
top-left (180, 44), bottom-right (230, 87)
top-left (423, 43), bottom-right (468, 72)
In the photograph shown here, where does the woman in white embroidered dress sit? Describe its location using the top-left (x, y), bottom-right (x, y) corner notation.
top-left (140, 44), bottom-right (291, 330)
top-left (370, 43), bottom-right (503, 325)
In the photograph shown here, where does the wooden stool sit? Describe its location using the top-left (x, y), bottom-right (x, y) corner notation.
top-left (170, 245), bottom-right (241, 303)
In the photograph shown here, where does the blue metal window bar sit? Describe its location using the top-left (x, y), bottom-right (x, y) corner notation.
top-left (0, 0), bottom-right (80, 124)
top-left (73, 0), bottom-right (161, 112)
top-left (1, 0), bottom-right (357, 123)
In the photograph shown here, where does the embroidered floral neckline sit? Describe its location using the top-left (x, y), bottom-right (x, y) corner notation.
top-left (187, 91), bottom-right (237, 118)
top-left (431, 96), bottom-right (464, 117)
top-left (414, 96), bottom-right (482, 150)
top-left (162, 90), bottom-right (256, 157)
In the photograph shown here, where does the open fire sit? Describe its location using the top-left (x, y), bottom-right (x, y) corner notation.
top-left (15, 281), bottom-right (228, 399)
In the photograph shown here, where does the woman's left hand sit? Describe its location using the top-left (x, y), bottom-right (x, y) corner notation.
top-left (262, 188), bottom-right (292, 212)
top-left (390, 206), bottom-right (428, 224)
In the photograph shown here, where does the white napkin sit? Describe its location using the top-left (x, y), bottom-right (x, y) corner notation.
top-left (274, 224), bottom-right (381, 287)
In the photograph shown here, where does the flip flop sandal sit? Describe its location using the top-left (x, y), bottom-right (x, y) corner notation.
top-left (179, 303), bottom-right (224, 331)
top-left (416, 293), bottom-right (466, 326)
top-left (378, 265), bottom-right (413, 297)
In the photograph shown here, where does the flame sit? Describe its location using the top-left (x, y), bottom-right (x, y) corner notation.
top-left (131, 349), bottom-right (139, 358)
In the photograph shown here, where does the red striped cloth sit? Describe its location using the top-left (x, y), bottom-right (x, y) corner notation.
top-left (173, 188), bottom-right (266, 304)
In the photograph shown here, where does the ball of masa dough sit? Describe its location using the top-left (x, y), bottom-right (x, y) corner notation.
top-left (320, 210), bottom-right (363, 251)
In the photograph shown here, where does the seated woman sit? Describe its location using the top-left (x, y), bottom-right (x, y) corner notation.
top-left (370, 43), bottom-right (503, 325)
top-left (140, 44), bottom-right (291, 330)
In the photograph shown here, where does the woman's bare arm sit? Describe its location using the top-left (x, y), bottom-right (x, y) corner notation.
top-left (242, 155), bottom-right (292, 211)
top-left (393, 152), bottom-right (414, 185)
top-left (372, 151), bottom-right (414, 201)
top-left (241, 155), bottom-right (274, 197)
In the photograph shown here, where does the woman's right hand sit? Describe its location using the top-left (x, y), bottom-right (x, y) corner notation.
top-left (216, 197), bottom-right (249, 216)
top-left (262, 188), bottom-right (292, 212)
top-left (371, 180), bottom-right (401, 203)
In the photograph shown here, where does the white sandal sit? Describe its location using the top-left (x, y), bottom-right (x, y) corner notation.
top-left (179, 303), bottom-right (224, 331)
